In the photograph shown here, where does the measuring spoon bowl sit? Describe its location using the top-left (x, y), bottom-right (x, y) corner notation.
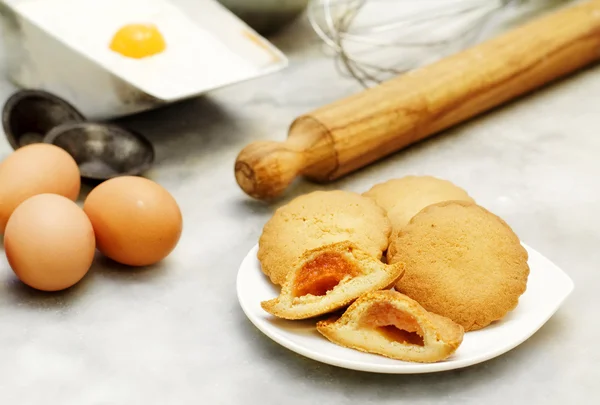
top-left (43, 122), bottom-right (155, 181)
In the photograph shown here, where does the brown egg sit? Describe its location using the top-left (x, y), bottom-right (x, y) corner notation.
top-left (0, 143), bottom-right (80, 233)
top-left (5, 194), bottom-right (96, 292)
top-left (84, 176), bottom-right (182, 266)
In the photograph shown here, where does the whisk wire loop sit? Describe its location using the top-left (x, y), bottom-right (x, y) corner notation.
top-left (308, 0), bottom-right (524, 87)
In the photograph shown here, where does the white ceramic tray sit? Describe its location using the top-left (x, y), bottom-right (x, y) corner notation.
top-left (0, 0), bottom-right (288, 119)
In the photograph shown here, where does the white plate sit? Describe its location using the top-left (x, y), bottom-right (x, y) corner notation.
top-left (236, 243), bottom-right (574, 374)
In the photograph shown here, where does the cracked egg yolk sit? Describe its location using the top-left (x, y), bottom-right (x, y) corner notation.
top-left (293, 252), bottom-right (359, 297)
top-left (109, 23), bottom-right (166, 59)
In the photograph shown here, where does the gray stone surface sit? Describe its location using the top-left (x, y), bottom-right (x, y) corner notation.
top-left (0, 8), bottom-right (597, 405)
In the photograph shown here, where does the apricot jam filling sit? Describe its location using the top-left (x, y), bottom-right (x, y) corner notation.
top-left (361, 302), bottom-right (425, 346)
top-left (293, 252), bottom-right (360, 297)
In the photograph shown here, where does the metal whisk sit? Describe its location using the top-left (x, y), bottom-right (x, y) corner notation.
top-left (307, 0), bottom-right (561, 87)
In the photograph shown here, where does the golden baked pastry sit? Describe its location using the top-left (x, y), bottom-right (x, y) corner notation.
top-left (261, 241), bottom-right (405, 320)
top-left (363, 175), bottom-right (474, 231)
top-left (388, 200), bottom-right (530, 331)
top-left (317, 290), bottom-right (464, 363)
top-left (258, 190), bottom-right (391, 286)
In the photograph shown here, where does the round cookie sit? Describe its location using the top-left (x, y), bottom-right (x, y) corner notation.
top-left (258, 190), bottom-right (391, 286)
top-left (363, 176), bottom-right (474, 231)
top-left (387, 200), bottom-right (529, 331)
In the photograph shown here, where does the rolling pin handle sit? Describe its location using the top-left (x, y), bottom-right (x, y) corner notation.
top-left (234, 140), bottom-right (304, 200)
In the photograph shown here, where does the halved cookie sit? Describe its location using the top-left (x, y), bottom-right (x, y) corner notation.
top-left (261, 241), bottom-right (405, 320)
top-left (317, 290), bottom-right (464, 363)
top-left (258, 190), bottom-right (391, 286)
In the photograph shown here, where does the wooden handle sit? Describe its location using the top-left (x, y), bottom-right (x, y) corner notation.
top-left (235, 0), bottom-right (600, 200)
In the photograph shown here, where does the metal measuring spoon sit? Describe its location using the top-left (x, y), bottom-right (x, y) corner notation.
top-left (2, 89), bottom-right (86, 149)
top-left (43, 122), bottom-right (155, 181)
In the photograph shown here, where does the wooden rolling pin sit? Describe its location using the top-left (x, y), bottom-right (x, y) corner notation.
top-left (235, 0), bottom-right (600, 200)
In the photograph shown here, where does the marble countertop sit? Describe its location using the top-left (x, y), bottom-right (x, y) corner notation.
top-left (0, 8), bottom-right (598, 405)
